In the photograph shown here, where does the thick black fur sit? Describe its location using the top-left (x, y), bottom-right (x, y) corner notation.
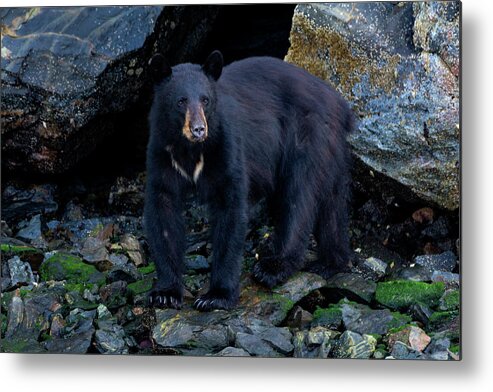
top-left (144, 51), bottom-right (353, 311)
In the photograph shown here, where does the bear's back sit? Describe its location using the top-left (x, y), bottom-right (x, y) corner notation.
top-left (217, 56), bottom-right (348, 128)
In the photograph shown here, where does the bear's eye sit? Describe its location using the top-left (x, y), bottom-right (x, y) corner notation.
top-left (177, 97), bottom-right (187, 107)
top-left (201, 97), bottom-right (210, 105)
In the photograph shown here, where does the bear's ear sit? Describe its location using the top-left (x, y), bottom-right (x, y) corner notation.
top-left (202, 50), bottom-right (223, 81)
top-left (149, 54), bottom-right (172, 82)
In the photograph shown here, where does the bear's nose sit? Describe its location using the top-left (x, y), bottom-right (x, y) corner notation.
top-left (191, 126), bottom-right (206, 139)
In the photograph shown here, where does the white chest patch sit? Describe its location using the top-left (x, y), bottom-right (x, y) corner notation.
top-left (166, 147), bottom-right (204, 184)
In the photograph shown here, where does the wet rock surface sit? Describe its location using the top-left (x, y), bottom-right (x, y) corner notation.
top-left (0, 176), bottom-right (460, 359)
top-left (1, 6), bottom-right (219, 175)
top-left (285, 2), bottom-right (460, 209)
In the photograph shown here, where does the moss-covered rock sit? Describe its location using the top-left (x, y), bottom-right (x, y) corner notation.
top-left (127, 277), bottom-right (153, 296)
top-left (1, 313), bottom-right (7, 337)
top-left (338, 301), bottom-right (412, 335)
top-left (137, 263), bottom-right (156, 275)
top-left (311, 305), bottom-right (343, 329)
top-left (375, 280), bottom-right (445, 310)
top-left (449, 344), bottom-right (460, 355)
top-left (428, 310), bottom-right (459, 331)
top-left (1, 337), bottom-right (45, 353)
top-left (439, 289), bottom-right (460, 311)
top-left (39, 252), bottom-right (106, 286)
top-left (64, 282), bottom-right (97, 294)
top-left (387, 312), bottom-right (413, 330)
top-left (0, 243), bottom-right (44, 269)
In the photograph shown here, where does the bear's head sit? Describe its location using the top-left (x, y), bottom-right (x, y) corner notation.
top-left (149, 51), bottom-right (223, 145)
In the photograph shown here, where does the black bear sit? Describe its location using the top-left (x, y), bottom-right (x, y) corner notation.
top-left (144, 51), bottom-right (353, 311)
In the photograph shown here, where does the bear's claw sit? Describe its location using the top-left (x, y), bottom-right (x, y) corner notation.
top-left (193, 291), bottom-right (237, 312)
top-left (148, 289), bottom-right (182, 309)
top-left (252, 261), bottom-right (290, 288)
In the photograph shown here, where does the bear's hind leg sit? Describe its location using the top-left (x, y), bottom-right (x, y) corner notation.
top-left (308, 188), bottom-right (352, 279)
top-left (253, 158), bottom-right (317, 288)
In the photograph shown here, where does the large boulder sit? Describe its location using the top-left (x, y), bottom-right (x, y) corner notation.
top-left (285, 2), bottom-right (460, 210)
top-left (1, 6), bottom-right (218, 175)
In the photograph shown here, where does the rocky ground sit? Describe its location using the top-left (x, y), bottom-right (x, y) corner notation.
top-left (0, 171), bottom-right (460, 359)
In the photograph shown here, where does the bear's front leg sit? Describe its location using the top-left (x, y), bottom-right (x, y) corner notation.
top-left (194, 178), bottom-right (247, 311)
top-left (144, 171), bottom-right (186, 309)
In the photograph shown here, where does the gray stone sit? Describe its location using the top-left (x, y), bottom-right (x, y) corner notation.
top-left (154, 321), bottom-right (195, 348)
top-left (45, 308), bottom-right (96, 354)
top-left (235, 332), bottom-right (281, 357)
top-left (293, 327), bottom-right (339, 358)
top-left (331, 331), bottom-right (377, 359)
top-left (286, 306), bottom-right (313, 329)
top-left (185, 255), bottom-right (210, 272)
top-left (361, 257), bottom-right (388, 279)
top-left (5, 294), bottom-right (24, 339)
top-left (324, 273), bottom-right (377, 304)
top-left (425, 338), bottom-right (451, 357)
top-left (1, 220), bottom-right (13, 237)
top-left (82, 288), bottom-right (99, 303)
top-left (95, 323), bottom-right (128, 354)
top-left (63, 200), bottom-right (84, 222)
top-left (120, 234), bottom-right (141, 251)
top-left (80, 237), bottom-right (109, 263)
top-left (215, 346), bottom-right (251, 357)
top-left (6, 256), bottom-right (36, 288)
top-left (107, 263), bottom-right (142, 284)
top-left (99, 281), bottom-right (128, 309)
top-left (258, 327), bottom-right (294, 355)
top-left (108, 253), bottom-right (130, 267)
top-left (390, 341), bottom-right (428, 360)
top-left (431, 270), bottom-right (460, 285)
top-left (421, 216), bottom-right (449, 239)
top-left (409, 303), bottom-right (434, 325)
top-left (152, 309), bottom-right (230, 354)
top-left (414, 251), bottom-right (457, 273)
top-left (285, 2), bottom-right (459, 209)
top-left (390, 265), bottom-right (433, 282)
top-left (16, 214), bottom-right (47, 248)
top-left (340, 303), bottom-right (409, 335)
top-left (60, 218), bottom-right (105, 245)
top-left (1, 184), bottom-right (58, 221)
top-left (273, 272), bottom-right (326, 303)
top-left (6, 288), bottom-right (64, 348)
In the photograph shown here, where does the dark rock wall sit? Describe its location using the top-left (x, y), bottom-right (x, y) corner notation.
top-left (1, 6), bottom-right (220, 176)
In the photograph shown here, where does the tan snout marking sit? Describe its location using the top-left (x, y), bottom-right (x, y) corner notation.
top-left (182, 108), bottom-right (193, 141)
top-left (182, 106), bottom-right (208, 142)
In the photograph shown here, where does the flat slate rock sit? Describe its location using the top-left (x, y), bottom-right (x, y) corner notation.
top-left (324, 273), bottom-right (377, 304)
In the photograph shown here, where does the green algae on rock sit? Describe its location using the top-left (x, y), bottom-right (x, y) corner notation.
top-left (439, 289), bottom-right (460, 311)
top-left (127, 277), bottom-right (153, 296)
top-left (40, 252), bottom-right (106, 286)
top-left (311, 305), bottom-right (343, 330)
top-left (375, 280), bottom-right (445, 310)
